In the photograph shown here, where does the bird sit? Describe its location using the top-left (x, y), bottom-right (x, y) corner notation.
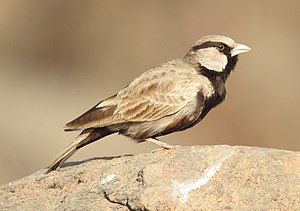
top-left (47, 35), bottom-right (251, 173)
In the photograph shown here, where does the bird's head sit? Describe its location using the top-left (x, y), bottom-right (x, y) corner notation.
top-left (184, 35), bottom-right (251, 80)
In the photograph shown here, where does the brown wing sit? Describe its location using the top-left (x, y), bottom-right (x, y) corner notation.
top-left (64, 94), bottom-right (118, 131)
top-left (64, 59), bottom-right (209, 131)
top-left (114, 60), bottom-right (206, 122)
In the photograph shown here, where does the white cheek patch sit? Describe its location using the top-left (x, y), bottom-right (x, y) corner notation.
top-left (197, 48), bottom-right (228, 72)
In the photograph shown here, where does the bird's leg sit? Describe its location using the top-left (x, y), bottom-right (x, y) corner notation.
top-left (146, 138), bottom-right (175, 149)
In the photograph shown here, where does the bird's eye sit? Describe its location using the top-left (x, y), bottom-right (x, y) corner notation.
top-left (217, 44), bottom-right (225, 51)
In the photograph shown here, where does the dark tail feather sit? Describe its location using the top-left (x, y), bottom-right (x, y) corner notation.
top-left (46, 128), bottom-right (112, 173)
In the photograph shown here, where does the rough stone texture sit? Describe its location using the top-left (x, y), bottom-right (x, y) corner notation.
top-left (0, 145), bottom-right (299, 210)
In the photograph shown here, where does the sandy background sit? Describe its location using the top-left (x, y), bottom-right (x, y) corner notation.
top-left (0, 1), bottom-right (299, 185)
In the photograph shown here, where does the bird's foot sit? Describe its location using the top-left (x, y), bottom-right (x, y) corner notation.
top-left (147, 138), bottom-right (180, 153)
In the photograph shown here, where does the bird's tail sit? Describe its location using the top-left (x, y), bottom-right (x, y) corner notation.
top-left (46, 128), bottom-right (112, 173)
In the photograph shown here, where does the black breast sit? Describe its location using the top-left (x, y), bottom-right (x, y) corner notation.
top-left (199, 84), bottom-right (226, 120)
top-left (197, 66), bottom-right (228, 121)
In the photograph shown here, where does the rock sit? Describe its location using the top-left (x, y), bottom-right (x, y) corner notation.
top-left (0, 145), bottom-right (299, 210)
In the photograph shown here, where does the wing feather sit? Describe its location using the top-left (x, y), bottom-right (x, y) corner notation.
top-left (64, 95), bottom-right (118, 131)
top-left (64, 59), bottom-right (211, 130)
top-left (114, 60), bottom-right (204, 122)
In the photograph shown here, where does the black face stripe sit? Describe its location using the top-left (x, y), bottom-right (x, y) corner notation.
top-left (192, 41), bottom-right (231, 56)
top-left (197, 55), bottom-right (238, 82)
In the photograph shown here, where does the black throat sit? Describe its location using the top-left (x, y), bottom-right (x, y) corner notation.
top-left (199, 55), bottom-right (238, 82)
top-left (196, 55), bottom-right (238, 120)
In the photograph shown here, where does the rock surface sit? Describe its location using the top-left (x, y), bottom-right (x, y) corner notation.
top-left (1, 145), bottom-right (299, 210)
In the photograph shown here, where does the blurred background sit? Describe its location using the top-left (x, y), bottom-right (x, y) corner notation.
top-left (0, 0), bottom-right (299, 185)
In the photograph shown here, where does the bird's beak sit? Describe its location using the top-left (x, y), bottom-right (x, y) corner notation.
top-left (231, 43), bottom-right (251, 57)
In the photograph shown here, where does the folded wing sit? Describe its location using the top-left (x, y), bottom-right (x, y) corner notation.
top-left (64, 60), bottom-right (204, 131)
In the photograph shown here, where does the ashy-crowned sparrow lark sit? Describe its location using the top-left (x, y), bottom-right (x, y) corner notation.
top-left (47, 35), bottom-right (251, 172)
